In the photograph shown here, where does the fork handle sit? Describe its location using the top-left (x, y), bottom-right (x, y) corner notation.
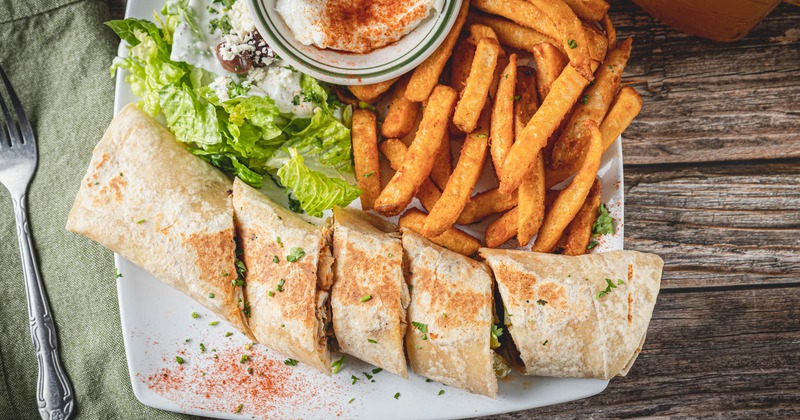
top-left (12, 193), bottom-right (75, 420)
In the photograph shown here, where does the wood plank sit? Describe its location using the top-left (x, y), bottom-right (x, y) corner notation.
top-left (491, 286), bottom-right (800, 418)
top-left (623, 160), bottom-right (800, 289)
top-left (612, 1), bottom-right (800, 165)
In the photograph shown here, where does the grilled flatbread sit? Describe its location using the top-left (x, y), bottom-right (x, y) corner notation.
top-left (402, 229), bottom-right (497, 398)
top-left (66, 104), bottom-right (252, 338)
top-left (479, 249), bottom-right (663, 379)
top-left (233, 178), bottom-right (333, 374)
top-left (331, 207), bottom-right (409, 378)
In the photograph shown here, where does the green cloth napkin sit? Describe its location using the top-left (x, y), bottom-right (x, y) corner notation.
top-left (0, 1), bottom-right (193, 418)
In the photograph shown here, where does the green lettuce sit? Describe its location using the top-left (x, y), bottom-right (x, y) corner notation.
top-left (277, 149), bottom-right (361, 217)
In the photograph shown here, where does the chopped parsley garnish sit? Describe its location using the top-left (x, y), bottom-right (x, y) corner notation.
top-left (592, 204), bottom-right (614, 237)
top-left (543, 340), bottom-right (549, 346)
top-left (348, 398), bottom-right (355, 404)
top-left (276, 236), bottom-right (283, 247)
top-left (115, 269), bottom-right (123, 279)
top-left (291, 95), bottom-right (301, 106)
top-left (537, 299), bottom-right (548, 306)
top-left (225, 332), bottom-right (233, 337)
top-left (136, 219), bottom-right (146, 224)
top-left (438, 390), bottom-right (445, 396)
top-left (332, 355), bottom-right (345, 374)
top-left (240, 354), bottom-right (249, 363)
top-left (288, 195), bottom-right (303, 213)
top-left (286, 247), bottom-right (306, 262)
top-left (363, 372), bottom-right (373, 380)
top-left (490, 324), bottom-right (503, 349)
top-left (209, 293), bottom-right (215, 299)
top-left (208, 15), bottom-right (232, 34)
top-left (175, 356), bottom-right (185, 364)
top-left (360, 294), bottom-right (371, 302)
top-left (367, 338), bottom-right (377, 344)
top-left (209, 321), bottom-right (219, 326)
top-left (273, 256), bottom-right (279, 263)
top-left (477, 133), bottom-right (488, 138)
top-left (412, 322), bottom-right (428, 340)
top-left (234, 403), bottom-right (243, 414)
top-left (358, 101), bottom-right (376, 111)
top-left (268, 291), bottom-right (275, 297)
top-left (513, 95), bottom-right (521, 101)
top-left (363, 171), bottom-right (375, 178)
top-left (586, 240), bottom-right (599, 250)
top-left (185, 338), bottom-right (191, 343)
top-left (372, 368), bottom-right (382, 374)
top-left (191, 312), bottom-right (199, 319)
top-left (235, 260), bottom-right (247, 275)
top-left (231, 278), bottom-right (245, 287)
top-left (277, 278), bottom-right (285, 292)
top-left (284, 358), bottom-right (298, 366)
top-left (394, 392), bottom-right (400, 400)
top-left (568, 39), bottom-right (578, 49)
top-left (426, 379), bottom-right (432, 383)
top-left (351, 375), bottom-right (359, 384)
top-left (595, 278), bottom-right (623, 300)
top-left (199, 343), bottom-right (206, 353)
top-left (242, 300), bottom-right (251, 317)
top-left (581, 95), bottom-right (589, 104)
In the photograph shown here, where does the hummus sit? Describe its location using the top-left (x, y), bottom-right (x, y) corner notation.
top-left (276, 0), bottom-right (442, 54)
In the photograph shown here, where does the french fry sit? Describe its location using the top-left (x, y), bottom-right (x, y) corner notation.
top-left (382, 74), bottom-right (420, 139)
top-left (562, 179), bottom-right (602, 256)
top-left (349, 77), bottom-right (400, 103)
top-left (563, 0), bottom-right (610, 22)
top-left (499, 65), bottom-right (590, 194)
top-left (351, 109), bottom-right (381, 210)
top-left (485, 207), bottom-right (519, 248)
top-left (471, 0), bottom-right (592, 80)
top-left (457, 188), bottom-right (518, 225)
top-left (467, 23), bottom-right (499, 44)
top-left (514, 66), bottom-right (539, 144)
top-left (405, 0), bottom-right (469, 102)
top-left (375, 85), bottom-right (457, 216)
top-left (467, 12), bottom-right (564, 57)
top-left (601, 13), bottom-right (616, 48)
top-left (453, 37), bottom-right (501, 133)
top-left (584, 24), bottom-right (609, 63)
top-left (450, 37), bottom-right (476, 94)
top-left (379, 139), bottom-right (443, 212)
top-left (399, 209), bottom-right (481, 256)
top-left (601, 86), bottom-right (642, 152)
top-left (533, 121), bottom-right (603, 253)
top-left (517, 151), bottom-right (546, 245)
top-left (423, 109), bottom-right (490, 236)
top-left (532, 43), bottom-right (568, 102)
top-left (430, 131), bottom-right (452, 190)
top-left (490, 54), bottom-right (517, 179)
top-left (551, 38), bottom-right (633, 168)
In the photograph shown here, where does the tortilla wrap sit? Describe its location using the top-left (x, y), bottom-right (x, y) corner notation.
top-left (233, 178), bottom-right (333, 374)
top-left (66, 104), bottom-right (252, 338)
top-left (331, 207), bottom-right (409, 378)
top-left (479, 249), bottom-right (663, 379)
top-left (402, 229), bottom-right (497, 398)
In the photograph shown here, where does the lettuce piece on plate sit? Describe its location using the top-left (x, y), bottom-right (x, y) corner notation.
top-left (277, 149), bottom-right (361, 218)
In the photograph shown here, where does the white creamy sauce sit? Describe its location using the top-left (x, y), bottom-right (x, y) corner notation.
top-left (168, 0), bottom-right (314, 116)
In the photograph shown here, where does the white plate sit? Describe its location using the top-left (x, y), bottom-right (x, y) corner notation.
top-left (247, 0), bottom-right (463, 85)
top-left (114, 0), bottom-right (623, 418)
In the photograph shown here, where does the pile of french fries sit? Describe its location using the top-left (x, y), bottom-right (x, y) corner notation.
top-left (346, 0), bottom-right (642, 257)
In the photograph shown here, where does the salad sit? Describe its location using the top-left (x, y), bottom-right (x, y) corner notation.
top-left (107, 0), bottom-right (361, 217)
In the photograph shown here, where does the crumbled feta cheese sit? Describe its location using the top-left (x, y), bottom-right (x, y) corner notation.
top-left (229, 0), bottom-right (257, 39)
top-left (209, 76), bottom-right (234, 102)
top-left (218, 33), bottom-right (255, 61)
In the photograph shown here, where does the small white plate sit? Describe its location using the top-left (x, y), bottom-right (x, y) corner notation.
top-left (114, 0), bottom-right (623, 418)
top-left (247, 0), bottom-right (463, 85)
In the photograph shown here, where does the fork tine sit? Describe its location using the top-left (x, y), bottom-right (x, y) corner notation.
top-left (0, 66), bottom-right (33, 146)
top-left (0, 83), bottom-right (19, 148)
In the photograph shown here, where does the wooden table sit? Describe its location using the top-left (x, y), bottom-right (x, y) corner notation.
top-left (108, 0), bottom-right (800, 417)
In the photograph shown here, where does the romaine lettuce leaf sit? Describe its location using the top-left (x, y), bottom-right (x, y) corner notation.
top-left (159, 84), bottom-right (222, 147)
top-left (276, 149), bottom-right (361, 217)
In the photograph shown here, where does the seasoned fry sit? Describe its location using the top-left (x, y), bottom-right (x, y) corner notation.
top-left (450, 37), bottom-right (476, 94)
top-left (351, 109), bottom-right (381, 210)
top-left (430, 131), bottom-right (452, 190)
top-left (584, 24), bottom-right (609, 63)
top-left (405, 0), bottom-right (469, 102)
top-left (601, 13), bottom-right (616, 48)
top-left (453, 37), bottom-right (501, 133)
top-left (551, 38), bottom-right (633, 168)
top-left (457, 188), bottom-right (518, 225)
top-left (382, 75), bottom-right (420, 139)
top-left (349, 77), bottom-right (399, 103)
top-left (380, 139), bottom-right (443, 212)
top-left (533, 121), bottom-right (603, 253)
top-left (472, 0), bottom-right (592, 80)
top-left (490, 54), bottom-right (517, 179)
top-left (499, 65), bottom-right (590, 194)
top-left (532, 43), bottom-right (568, 102)
top-left (517, 151), bottom-right (546, 245)
top-left (601, 86), bottom-right (642, 152)
top-left (399, 209), bottom-right (481, 256)
top-left (375, 85), bottom-right (457, 216)
top-left (467, 23), bottom-right (499, 44)
top-left (423, 110), bottom-right (490, 237)
top-left (562, 179), bottom-right (602, 256)
top-left (563, 0), bottom-right (610, 22)
top-left (485, 207), bottom-right (518, 248)
top-left (514, 66), bottom-right (539, 142)
top-left (467, 12), bottom-right (564, 56)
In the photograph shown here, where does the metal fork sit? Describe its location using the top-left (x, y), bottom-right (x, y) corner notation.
top-left (0, 65), bottom-right (74, 420)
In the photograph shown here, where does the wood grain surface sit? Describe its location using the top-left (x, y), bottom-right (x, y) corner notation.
top-left (106, 0), bottom-right (800, 417)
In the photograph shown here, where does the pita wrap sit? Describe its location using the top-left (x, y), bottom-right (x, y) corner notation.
top-left (233, 178), bottom-right (333, 374)
top-left (66, 104), bottom-right (252, 338)
top-left (479, 249), bottom-right (663, 379)
top-left (402, 229), bottom-right (497, 398)
top-left (331, 207), bottom-right (409, 378)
